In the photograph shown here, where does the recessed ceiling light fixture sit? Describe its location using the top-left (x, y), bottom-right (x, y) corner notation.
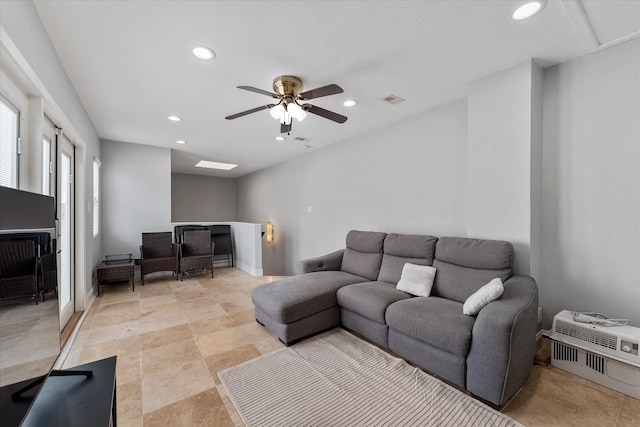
top-left (511, 1), bottom-right (545, 20)
top-left (168, 115), bottom-right (182, 122)
top-left (195, 160), bottom-right (238, 170)
top-left (275, 136), bottom-right (285, 141)
top-left (176, 140), bottom-right (187, 144)
top-left (343, 99), bottom-right (357, 107)
top-left (192, 46), bottom-right (215, 60)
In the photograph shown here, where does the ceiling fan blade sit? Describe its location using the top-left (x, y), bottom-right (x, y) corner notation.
top-left (304, 105), bottom-right (348, 124)
top-left (298, 84), bottom-right (343, 100)
top-left (280, 122), bottom-right (292, 134)
top-left (225, 104), bottom-right (275, 120)
top-left (237, 86), bottom-right (279, 98)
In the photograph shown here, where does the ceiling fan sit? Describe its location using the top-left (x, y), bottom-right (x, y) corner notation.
top-left (225, 75), bottom-right (348, 134)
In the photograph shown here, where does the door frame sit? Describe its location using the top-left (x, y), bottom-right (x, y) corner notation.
top-left (57, 133), bottom-right (75, 330)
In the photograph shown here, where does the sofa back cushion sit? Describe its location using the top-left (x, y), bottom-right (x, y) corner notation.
top-left (377, 233), bottom-right (438, 284)
top-left (340, 230), bottom-right (387, 281)
top-left (432, 237), bottom-right (514, 303)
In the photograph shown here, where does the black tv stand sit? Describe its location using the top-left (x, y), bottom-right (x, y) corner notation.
top-left (0, 356), bottom-right (116, 427)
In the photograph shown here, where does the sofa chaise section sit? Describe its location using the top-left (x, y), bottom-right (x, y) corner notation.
top-left (251, 230), bottom-right (386, 345)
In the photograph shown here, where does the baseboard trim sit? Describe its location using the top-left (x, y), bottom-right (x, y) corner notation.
top-left (237, 262), bottom-right (263, 277)
top-left (54, 308), bottom-right (92, 369)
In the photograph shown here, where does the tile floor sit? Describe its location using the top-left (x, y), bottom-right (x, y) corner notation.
top-left (61, 268), bottom-right (640, 427)
top-left (0, 298), bottom-right (60, 387)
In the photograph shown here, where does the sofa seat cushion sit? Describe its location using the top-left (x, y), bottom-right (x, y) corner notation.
top-left (251, 271), bottom-right (367, 324)
top-left (385, 297), bottom-right (476, 357)
top-left (337, 281), bottom-right (412, 323)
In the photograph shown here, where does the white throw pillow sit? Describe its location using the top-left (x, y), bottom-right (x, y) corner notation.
top-left (463, 278), bottom-right (504, 315)
top-left (396, 263), bottom-right (437, 297)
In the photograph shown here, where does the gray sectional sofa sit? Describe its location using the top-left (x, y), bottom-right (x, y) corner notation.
top-left (251, 230), bottom-right (539, 406)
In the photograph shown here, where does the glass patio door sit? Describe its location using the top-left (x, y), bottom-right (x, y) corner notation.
top-left (57, 135), bottom-right (75, 330)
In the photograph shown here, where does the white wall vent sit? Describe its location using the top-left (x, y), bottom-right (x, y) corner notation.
top-left (382, 94), bottom-right (405, 104)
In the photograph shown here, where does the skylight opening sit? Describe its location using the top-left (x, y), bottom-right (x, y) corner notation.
top-left (195, 160), bottom-right (238, 170)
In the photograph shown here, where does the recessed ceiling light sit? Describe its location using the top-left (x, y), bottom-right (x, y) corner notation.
top-left (195, 160), bottom-right (238, 170)
top-left (343, 99), bottom-right (357, 107)
top-left (192, 46), bottom-right (215, 60)
top-left (168, 115), bottom-right (182, 122)
top-left (511, 1), bottom-right (544, 20)
top-left (176, 140), bottom-right (187, 144)
top-left (275, 136), bottom-right (285, 141)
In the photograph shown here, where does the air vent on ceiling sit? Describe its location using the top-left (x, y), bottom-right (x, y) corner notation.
top-left (382, 94), bottom-right (405, 105)
top-left (293, 136), bottom-right (310, 142)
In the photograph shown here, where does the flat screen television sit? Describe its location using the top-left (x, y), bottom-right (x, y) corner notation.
top-left (0, 186), bottom-right (60, 425)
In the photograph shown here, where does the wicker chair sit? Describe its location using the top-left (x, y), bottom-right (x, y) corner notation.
top-left (0, 241), bottom-right (39, 303)
top-left (180, 230), bottom-right (214, 281)
top-left (140, 232), bottom-right (179, 285)
top-left (174, 224), bottom-right (208, 244)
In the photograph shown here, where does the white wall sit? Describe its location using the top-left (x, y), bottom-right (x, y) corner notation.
top-left (1, 1), bottom-right (101, 309)
top-left (467, 60), bottom-right (543, 276)
top-left (101, 140), bottom-right (171, 256)
top-left (171, 173), bottom-right (236, 222)
top-left (541, 38), bottom-right (640, 327)
top-left (231, 222), bottom-right (263, 276)
top-left (237, 99), bottom-right (469, 275)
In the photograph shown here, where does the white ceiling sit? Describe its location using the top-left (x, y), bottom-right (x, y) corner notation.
top-left (33, 0), bottom-right (640, 178)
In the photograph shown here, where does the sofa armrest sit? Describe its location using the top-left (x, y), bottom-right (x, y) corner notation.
top-left (296, 249), bottom-right (344, 275)
top-left (466, 274), bottom-right (539, 406)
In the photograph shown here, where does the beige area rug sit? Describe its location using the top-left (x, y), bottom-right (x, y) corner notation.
top-left (218, 328), bottom-right (523, 427)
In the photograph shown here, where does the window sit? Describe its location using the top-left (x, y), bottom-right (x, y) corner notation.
top-left (0, 96), bottom-right (20, 188)
top-left (93, 158), bottom-right (101, 237)
top-left (42, 136), bottom-right (51, 195)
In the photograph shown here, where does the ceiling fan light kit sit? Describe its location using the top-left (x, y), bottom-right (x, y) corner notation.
top-left (226, 75), bottom-right (348, 133)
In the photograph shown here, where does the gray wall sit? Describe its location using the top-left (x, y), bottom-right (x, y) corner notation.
top-left (171, 173), bottom-right (236, 222)
top-left (237, 99), bottom-right (469, 275)
top-left (541, 38), bottom-right (640, 327)
top-left (101, 140), bottom-right (172, 256)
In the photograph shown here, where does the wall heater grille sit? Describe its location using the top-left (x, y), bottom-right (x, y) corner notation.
top-left (555, 319), bottom-right (617, 350)
top-left (548, 311), bottom-right (640, 399)
top-left (553, 341), bottom-right (577, 362)
top-left (586, 351), bottom-right (606, 374)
